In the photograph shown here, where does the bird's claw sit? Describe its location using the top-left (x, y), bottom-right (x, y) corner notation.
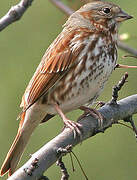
top-left (63, 119), bottom-right (82, 139)
top-left (79, 106), bottom-right (104, 128)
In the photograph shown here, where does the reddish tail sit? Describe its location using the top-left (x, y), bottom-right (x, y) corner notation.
top-left (1, 132), bottom-right (24, 176)
top-left (0, 112), bottom-right (34, 176)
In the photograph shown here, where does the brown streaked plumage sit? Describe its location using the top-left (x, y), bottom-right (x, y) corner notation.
top-left (0, 0), bottom-right (132, 176)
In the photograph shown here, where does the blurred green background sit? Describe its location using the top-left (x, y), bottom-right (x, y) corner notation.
top-left (0, 0), bottom-right (137, 179)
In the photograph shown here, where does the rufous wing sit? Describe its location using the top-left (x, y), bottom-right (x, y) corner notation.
top-left (21, 30), bottom-right (84, 111)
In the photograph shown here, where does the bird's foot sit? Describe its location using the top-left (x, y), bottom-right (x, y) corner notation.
top-left (54, 104), bottom-right (82, 139)
top-left (63, 118), bottom-right (82, 139)
top-left (79, 106), bottom-right (104, 128)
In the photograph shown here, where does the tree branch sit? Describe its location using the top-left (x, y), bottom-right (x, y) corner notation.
top-left (118, 41), bottom-right (137, 56)
top-left (50, 0), bottom-right (73, 16)
top-left (7, 94), bottom-right (137, 180)
top-left (0, 0), bottom-right (34, 31)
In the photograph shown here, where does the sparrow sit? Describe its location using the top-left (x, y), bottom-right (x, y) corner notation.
top-left (0, 0), bottom-right (132, 176)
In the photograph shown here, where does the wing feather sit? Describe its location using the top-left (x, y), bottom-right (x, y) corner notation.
top-left (21, 30), bottom-right (86, 110)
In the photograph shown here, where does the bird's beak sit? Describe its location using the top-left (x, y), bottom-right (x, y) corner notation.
top-left (115, 10), bottom-right (133, 22)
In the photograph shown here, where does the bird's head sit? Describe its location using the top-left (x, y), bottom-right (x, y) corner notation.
top-left (65, 0), bottom-right (133, 33)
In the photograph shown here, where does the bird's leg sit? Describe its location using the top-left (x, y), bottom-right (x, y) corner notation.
top-left (54, 104), bottom-right (82, 138)
top-left (79, 106), bottom-right (104, 127)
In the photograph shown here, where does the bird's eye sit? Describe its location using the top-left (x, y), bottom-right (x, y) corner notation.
top-left (103, 7), bottom-right (111, 14)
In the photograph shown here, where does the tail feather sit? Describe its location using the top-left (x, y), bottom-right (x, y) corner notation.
top-left (0, 112), bottom-right (27, 176)
top-left (0, 111), bottom-right (35, 176)
top-left (0, 105), bottom-right (47, 176)
top-left (0, 131), bottom-right (23, 176)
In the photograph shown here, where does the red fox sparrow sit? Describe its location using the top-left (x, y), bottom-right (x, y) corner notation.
top-left (1, 0), bottom-right (132, 176)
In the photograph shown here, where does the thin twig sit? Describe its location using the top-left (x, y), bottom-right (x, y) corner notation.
top-left (69, 153), bottom-right (75, 172)
top-left (57, 157), bottom-right (69, 180)
top-left (0, 0), bottom-right (34, 31)
top-left (109, 72), bottom-right (128, 104)
top-left (122, 55), bottom-right (137, 59)
top-left (57, 146), bottom-right (88, 180)
top-left (117, 122), bottom-right (133, 130)
top-left (50, 0), bottom-right (74, 16)
top-left (56, 146), bottom-right (72, 180)
top-left (123, 116), bottom-right (137, 138)
top-left (115, 64), bottom-right (137, 69)
top-left (118, 41), bottom-right (137, 56)
top-left (71, 151), bottom-right (88, 180)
